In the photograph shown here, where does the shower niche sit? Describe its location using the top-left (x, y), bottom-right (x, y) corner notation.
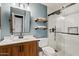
top-left (9, 7), bottom-right (31, 35)
top-left (68, 27), bottom-right (78, 34)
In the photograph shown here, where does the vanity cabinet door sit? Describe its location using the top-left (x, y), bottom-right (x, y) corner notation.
top-left (11, 44), bottom-right (19, 56)
top-left (10, 41), bottom-right (39, 56)
top-left (29, 41), bottom-right (39, 56)
top-left (12, 44), bottom-right (25, 56)
top-left (18, 44), bottom-right (29, 56)
top-left (22, 43), bottom-right (29, 56)
top-left (0, 46), bottom-right (12, 56)
top-left (12, 43), bottom-right (29, 56)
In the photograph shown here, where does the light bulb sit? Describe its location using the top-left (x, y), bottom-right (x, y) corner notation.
top-left (27, 6), bottom-right (30, 11)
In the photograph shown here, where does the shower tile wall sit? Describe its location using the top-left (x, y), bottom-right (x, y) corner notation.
top-left (48, 4), bottom-right (79, 56)
top-left (61, 4), bottom-right (79, 56)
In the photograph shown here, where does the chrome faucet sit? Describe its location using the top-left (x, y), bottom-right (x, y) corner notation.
top-left (19, 32), bottom-right (23, 39)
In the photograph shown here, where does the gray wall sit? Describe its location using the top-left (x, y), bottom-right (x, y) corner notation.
top-left (29, 3), bottom-right (47, 38)
top-left (0, 4), bottom-right (1, 40)
top-left (0, 3), bottom-right (47, 40)
top-left (1, 3), bottom-right (11, 40)
top-left (0, 30), bottom-right (1, 39)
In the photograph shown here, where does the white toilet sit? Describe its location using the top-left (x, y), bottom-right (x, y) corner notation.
top-left (38, 38), bottom-right (56, 56)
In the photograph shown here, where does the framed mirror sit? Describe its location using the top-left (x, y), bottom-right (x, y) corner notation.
top-left (9, 7), bottom-right (31, 35)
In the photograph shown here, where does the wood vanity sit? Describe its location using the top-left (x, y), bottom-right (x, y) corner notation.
top-left (0, 39), bottom-right (39, 56)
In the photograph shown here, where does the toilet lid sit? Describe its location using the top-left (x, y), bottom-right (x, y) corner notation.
top-left (42, 47), bottom-right (56, 55)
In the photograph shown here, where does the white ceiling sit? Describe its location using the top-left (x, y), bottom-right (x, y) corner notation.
top-left (42, 3), bottom-right (70, 14)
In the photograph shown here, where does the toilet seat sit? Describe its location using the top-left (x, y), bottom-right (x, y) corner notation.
top-left (42, 46), bottom-right (56, 56)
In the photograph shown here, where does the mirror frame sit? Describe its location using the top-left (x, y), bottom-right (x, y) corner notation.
top-left (0, 7), bottom-right (1, 29)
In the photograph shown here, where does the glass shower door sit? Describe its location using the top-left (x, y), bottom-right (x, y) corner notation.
top-left (48, 14), bottom-right (66, 56)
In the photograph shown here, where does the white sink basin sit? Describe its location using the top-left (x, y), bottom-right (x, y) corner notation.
top-left (0, 35), bottom-right (37, 46)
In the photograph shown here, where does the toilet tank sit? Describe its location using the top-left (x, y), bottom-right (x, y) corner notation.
top-left (38, 38), bottom-right (48, 47)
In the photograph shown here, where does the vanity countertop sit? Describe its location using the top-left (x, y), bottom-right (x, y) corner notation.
top-left (0, 37), bottom-right (39, 46)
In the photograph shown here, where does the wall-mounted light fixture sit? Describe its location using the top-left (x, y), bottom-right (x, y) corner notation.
top-left (26, 3), bottom-right (30, 11)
